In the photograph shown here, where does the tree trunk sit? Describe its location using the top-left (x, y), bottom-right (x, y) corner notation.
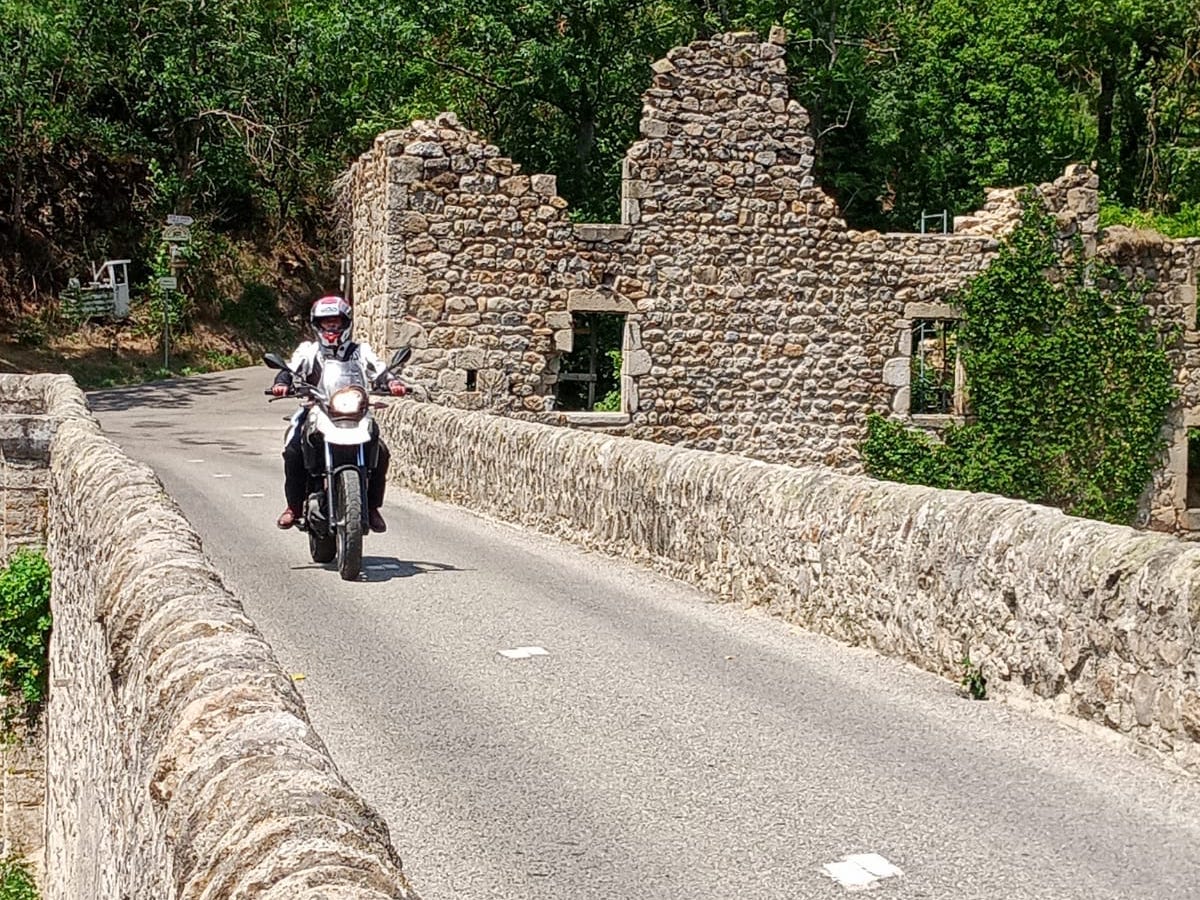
top-left (11, 104), bottom-right (25, 243)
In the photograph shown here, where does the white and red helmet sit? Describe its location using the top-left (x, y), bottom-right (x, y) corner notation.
top-left (310, 295), bottom-right (352, 355)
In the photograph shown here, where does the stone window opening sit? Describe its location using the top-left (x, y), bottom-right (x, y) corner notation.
top-left (1187, 428), bottom-right (1200, 514)
top-left (911, 318), bottom-right (966, 416)
top-left (555, 312), bottom-right (625, 412)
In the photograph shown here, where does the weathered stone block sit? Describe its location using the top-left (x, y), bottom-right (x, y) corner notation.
top-left (392, 266), bottom-right (428, 296)
top-left (882, 358), bottom-right (909, 387)
top-left (387, 319), bottom-right (428, 350)
top-left (530, 174), bottom-right (557, 197)
top-left (477, 369), bottom-right (508, 392)
top-left (404, 140), bottom-right (444, 158)
top-left (388, 157), bottom-right (424, 188)
top-left (624, 349), bottom-right (652, 376)
top-left (567, 289), bottom-right (636, 314)
top-left (640, 118), bottom-right (669, 139)
top-left (572, 224), bottom-right (633, 243)
top-left (451, 348), bottom-right (485, 370)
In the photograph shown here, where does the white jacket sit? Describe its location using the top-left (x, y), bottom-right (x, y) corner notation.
top-left (277, 340), bottom-right (394, 388)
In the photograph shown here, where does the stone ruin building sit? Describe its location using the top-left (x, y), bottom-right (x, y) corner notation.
top-left (342, 28), bottom-right (1200, 533)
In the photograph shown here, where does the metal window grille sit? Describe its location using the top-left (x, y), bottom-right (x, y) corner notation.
top-left (911, 318), bottom-right (962, 415)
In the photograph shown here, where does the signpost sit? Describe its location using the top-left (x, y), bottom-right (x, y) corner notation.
top-left (162, 224), bottom-right (192, 244)
top-left (161, 214), bottom-right (193, 369)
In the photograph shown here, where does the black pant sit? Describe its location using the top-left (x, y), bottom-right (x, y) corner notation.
top-left (283, 421), bottom-right (390, 511)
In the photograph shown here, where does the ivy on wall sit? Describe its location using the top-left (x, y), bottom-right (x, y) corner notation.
top-left (0, 549), bottom-right (51, 723)
top-left (863, 196), bottom-right (1177, 525)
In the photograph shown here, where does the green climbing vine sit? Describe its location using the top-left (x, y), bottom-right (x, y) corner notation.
top-left (863, 195), bottom-right (1177, 525)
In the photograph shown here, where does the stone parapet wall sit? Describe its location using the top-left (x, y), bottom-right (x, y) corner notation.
top-left (0, 707), bottom-right (44, 884)
top-left (0, 375), bottom-right (69, 561)
top-left (39, 377), bottom-right (417, 899)
top-left (379, 401), bottom-right (1200, 771)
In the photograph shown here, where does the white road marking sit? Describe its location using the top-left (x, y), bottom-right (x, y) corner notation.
top-left (848, 854), bottom-right (903, 879)
top-left (187, 459), bottom-right (205, 463)
top-left (822, 853), bottom-right (903, 891)
top-left (498, 646), bottom-right (550, 660)
top-left (242, 492), bottom-right (264, 498)
top-left (213, 473), bottom-right (232, 479)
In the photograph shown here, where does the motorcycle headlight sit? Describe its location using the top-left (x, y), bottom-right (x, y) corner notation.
top-left (330, 386), bottom-right (368, 417)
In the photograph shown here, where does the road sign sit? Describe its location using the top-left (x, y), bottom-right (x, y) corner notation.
top-left (166, 213), bottom-right (194, 226)
top-left (157, 276), bottom-right (178, 290)
top-left (162, 224), bottom-right (191, 243)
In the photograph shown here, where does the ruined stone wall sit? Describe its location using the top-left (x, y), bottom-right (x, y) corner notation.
top-left (345, 29), bottom-right (1199, 529)
top-left (38, 377), bottom-right (416, 900)
top-left (346, 31), bottom-right (1121, 469)
top-left (1087, 233), bottom-right (1200, 531)
top-left (378, 400), bottom-right (1200, 772)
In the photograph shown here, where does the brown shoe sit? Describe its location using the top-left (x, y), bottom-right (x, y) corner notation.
top-left (368, 508), bottom-right (387, 533)
top-left (276, 506), bottom-right (300, 529)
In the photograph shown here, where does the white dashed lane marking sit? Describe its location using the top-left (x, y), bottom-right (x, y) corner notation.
top-left (498, 646), bottom-right (550, 660)
top-left (822, 853), bottom-right (903, 891)
top-left (242, 493), bottom-right (264, 498)
top-left (213, 473), bottom-right (232, 479)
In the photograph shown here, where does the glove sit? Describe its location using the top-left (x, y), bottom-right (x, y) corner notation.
top-left (388, 380), bottom-right (406, 397)
top-left (271, 383), bottom-right (288, 397)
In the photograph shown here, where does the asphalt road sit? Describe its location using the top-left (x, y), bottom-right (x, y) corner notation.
top-left (91, 367), bottom-right (1200, 900)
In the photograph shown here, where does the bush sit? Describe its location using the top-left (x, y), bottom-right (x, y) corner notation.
top-left (1099, 198), bottom-right (1200, 239)
top-left (864, 196), bottom-right (1176, 525)
top-left (0, 855), bottom-right (37, 900)
top-left (222, 282), bottom-right (280, 332)
top-left (0, 550), bottom-right (52, 718)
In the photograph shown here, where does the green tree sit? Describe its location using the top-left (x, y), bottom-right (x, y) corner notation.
top-left (409, 0), bottom-right (696, 219)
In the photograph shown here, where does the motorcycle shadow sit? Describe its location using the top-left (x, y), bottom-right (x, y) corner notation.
top-left (358, 556), bottom-right (465, 583)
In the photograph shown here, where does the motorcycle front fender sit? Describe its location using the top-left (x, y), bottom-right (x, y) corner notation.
top-left (311, 408), bottom-right (372, 445)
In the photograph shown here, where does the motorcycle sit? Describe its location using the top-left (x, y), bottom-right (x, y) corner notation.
top-left (263, 347), bottom-right (410, 581)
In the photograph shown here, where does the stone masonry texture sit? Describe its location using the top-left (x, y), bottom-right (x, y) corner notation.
top-left (344, 30), bottom-right (1200, 532)
top-left (0, 375), bottom-right (61, 886)
top-left (378, 399), bottom-right (1200, 773)
top-left (26, 374), bottom-right (418, 900)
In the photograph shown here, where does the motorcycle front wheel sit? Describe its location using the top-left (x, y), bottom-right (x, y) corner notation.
top-left (336, 467), bottom-right (364, 581)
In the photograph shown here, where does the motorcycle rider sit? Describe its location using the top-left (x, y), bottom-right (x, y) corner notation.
top-left (271, 295), bottom-right (405, 532)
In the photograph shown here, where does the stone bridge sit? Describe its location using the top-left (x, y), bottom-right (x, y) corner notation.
top-left (4, 25), bottom-right (1200, 900)
top-left (2, 363), bottom-right (1199, 896)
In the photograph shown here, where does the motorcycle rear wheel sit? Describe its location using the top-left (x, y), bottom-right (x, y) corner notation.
top-left (336, 468), bottom-right (363, 581)
top-left (309, 527), bottom-right (336, 564)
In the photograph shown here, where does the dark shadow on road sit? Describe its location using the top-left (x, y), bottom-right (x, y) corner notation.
top-left (87, 370), bottom-right (253, 413)
top-left (177, 435), bottom-right (260, 455)
top-left (287, 557), bottom-right (466, 583)
top-left (360, 557), bottom-right (466, 583)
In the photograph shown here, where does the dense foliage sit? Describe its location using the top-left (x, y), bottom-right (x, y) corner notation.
top-left (862, 198), bottom-right (1176, 524)
top-left (0, 855), bottom-right (37, 900)
top-left (0, 0), bottom-right (1197, 313)
top-left (0, 549), bottom-right (51, 717)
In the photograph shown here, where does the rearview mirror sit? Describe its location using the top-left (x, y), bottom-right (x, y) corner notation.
top-left (263, 352), bottom-right (288, 370)
top-left (388, 347), bottom-right (412, 370)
